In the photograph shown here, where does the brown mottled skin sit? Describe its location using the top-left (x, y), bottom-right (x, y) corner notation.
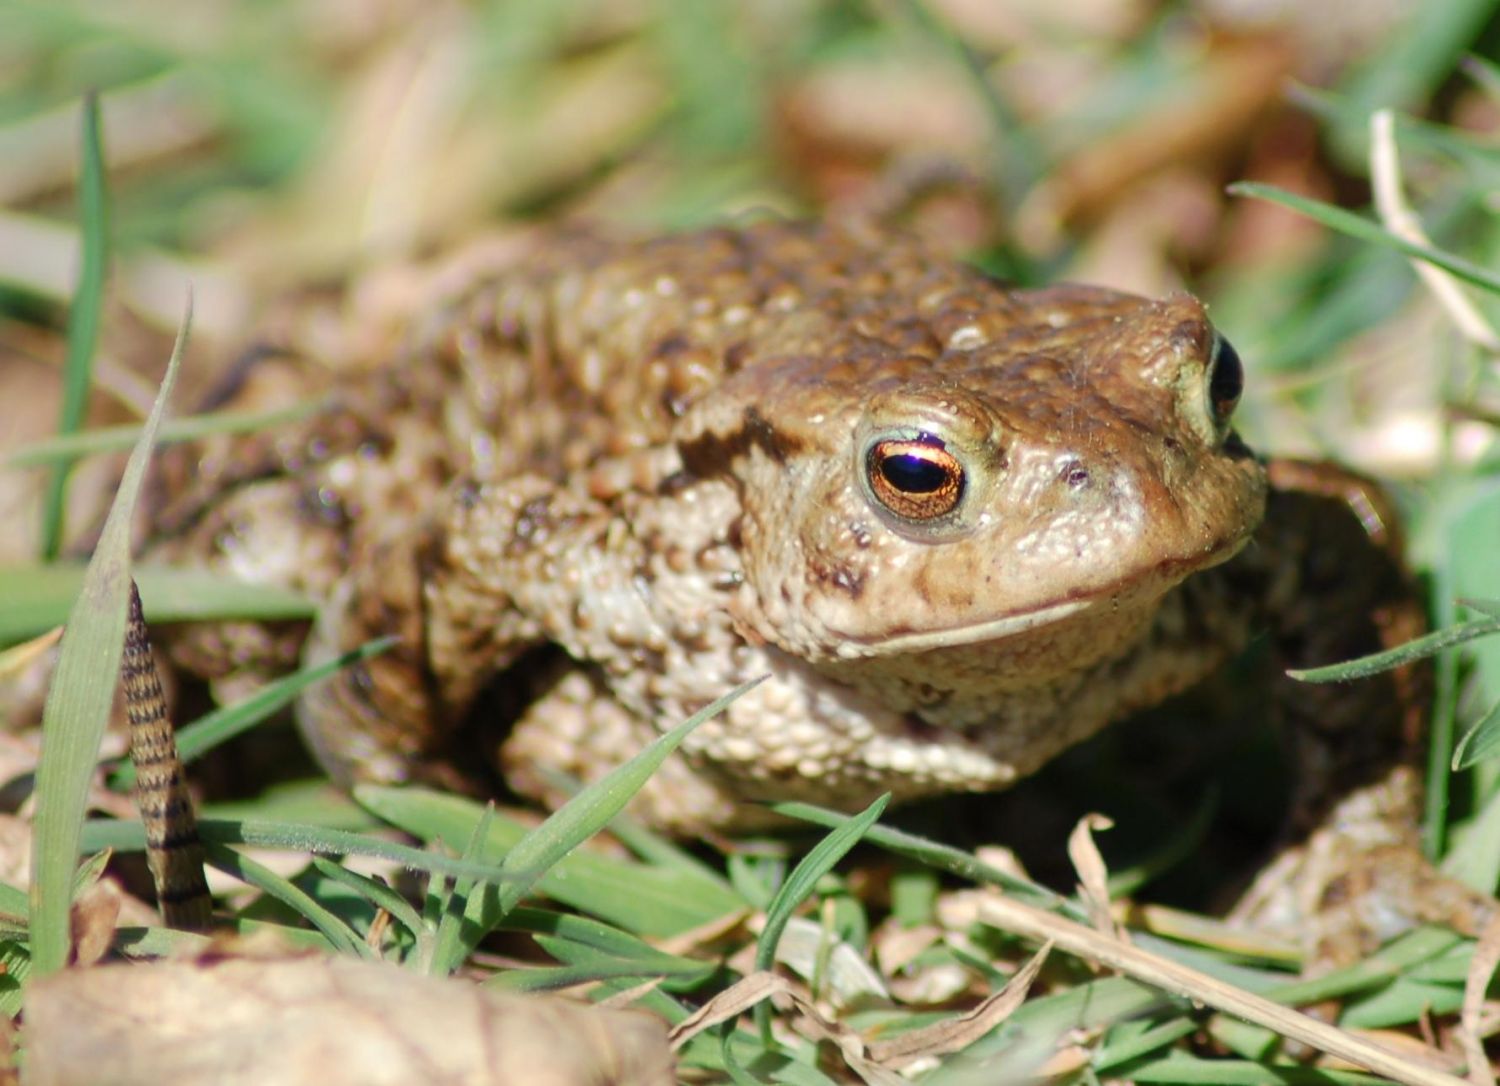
top-left (145, 220), bottom-right (1487, 949)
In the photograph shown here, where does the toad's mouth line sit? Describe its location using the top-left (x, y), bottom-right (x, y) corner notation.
top-left (832, 530), bottom-right (1254, 659)
top-left (834, 598), bottom-right (1093, 658)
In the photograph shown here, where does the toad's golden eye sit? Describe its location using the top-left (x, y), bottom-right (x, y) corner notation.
top-left (866, 436), bottom-right (965, 521)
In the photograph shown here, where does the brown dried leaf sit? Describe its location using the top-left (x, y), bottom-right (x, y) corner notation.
top-left (69, 877), bottom-right (122, 968)
top-left (666, 970), bottom-right (788, 1049)
top-left (1067, 813), bottom-right (1122, 942)
top-left (24, 954), bottom-right (674, 1086)
top-left (782, 991), bottom-right (905, 1086)
top-left (865, 941), bottom-right (1050, 1069)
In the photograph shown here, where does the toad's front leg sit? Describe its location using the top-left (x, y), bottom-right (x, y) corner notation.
top-left (295, 471), bottom-right (563, 791)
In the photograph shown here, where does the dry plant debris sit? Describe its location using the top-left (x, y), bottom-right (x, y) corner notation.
top-left (23, 951), bottom-right (675, 1086)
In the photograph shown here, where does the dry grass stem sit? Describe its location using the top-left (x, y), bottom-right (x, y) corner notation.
top-left (978, 894), bottom-right (1469, 1086)
top-left (1369, 109), bottom-right (1500, 354)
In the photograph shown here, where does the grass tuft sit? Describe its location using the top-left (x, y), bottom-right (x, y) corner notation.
top-left (28, 296), bottom-right (188, 976)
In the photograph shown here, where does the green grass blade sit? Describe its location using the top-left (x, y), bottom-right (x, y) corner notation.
top-left (1287, 615), bottom-right (1500, 682)
top-left (1261, 928), bottom-right (1459, 1007)
top-left (0, 564), bottom-right (315, 645)
top-left (753, 793), bottom-right (887, 1041)
top-left (533, 933), bottom-right (713, 982)
top-left (1451, 694), bottom-right (1500, 770)
top-left (1229, 181), bottom-right (1500, 297)
top-left (0, 943), bottom-right (30, 1018)
top-left (1095, 1018), bottom-right (1201, 1073)
top-left (27, 298), bottom-right (187, 978)
top-left (307, 857), bottom-right (425, 945)
top-left (1440, 776), bottom-right (1500, 894)
top-left (80, 816), bottom-right (514, 886)
top-left (429, 802), bottom-right (496, 976)
top-left (598, 812), bottom-right (737, 888)
top-left (501, 905), bottom-right (706, 965)
top-left (1459, 598), bottom-right (1500, 620)
top-left (772, 801), bottom-right (1067, 912)
top-left (110, 636), bottom-right (397, 789)
top-left (489, 676), bottom-right (765, 919)
top-left (39, 91), bottom-right (108, 562)
top-left (491, 961), bottom-right (676, 994)
top-left (6, 403), bottom-right (322, 470)
top-left (721, 1030), bottom-right (764, 1086)
top-left (1341, 977), bottom-right (1463, 1030)
top-left (203, 842), bottom-right (365, 958)
top-left (497, 908), bottom-right (717, 989)
top-left (1111, 1051), bottom-right (1383, 1084)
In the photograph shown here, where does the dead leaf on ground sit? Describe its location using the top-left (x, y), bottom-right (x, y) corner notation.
top-left (24, 953), bottom-right (674, 1086)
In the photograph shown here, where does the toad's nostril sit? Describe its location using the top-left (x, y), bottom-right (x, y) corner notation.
top-left (1060, 460), bottom-right (1091, 489)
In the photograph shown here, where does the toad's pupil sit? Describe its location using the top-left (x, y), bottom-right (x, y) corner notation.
top-left (881, 453), bottom-right (950, 494)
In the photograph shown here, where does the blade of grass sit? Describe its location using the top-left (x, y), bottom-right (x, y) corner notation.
top-left (1288, 615), bottom-right (1500, 682)
top-left (1095, 1017), bottom-right (1201, 1074)
top-left (38, 91), bottom-right (108, 562)
top-left (594, 810), bottom-right (737, 889)
top-left (7, 403), bottom-right (323, 470)
top-left (80, 816), bottom-right (515, 887)
top-left (753, 793), bottom-right (887, 1043)
top-left (450, 677), bottom-right (765, 937)
top-left (1452, 695), bottom-right (1500, 770)
top-left (1341, 977), bottom-right (1464, 1030)
top-left (492, 961), bottom-right (680, 994)
top-left (1113, 1051), bottom-right (1383, 1084)
top-left (431, 679), bottom-right (765, 971)
top-left (0, 943), bottom-right (29, 1018)
top-left (771, 800), bottom-right (1067, 913)
top-left (28, 296), bottom-right (187, 978)
top-left (110, 636), bottom-right (397, 789)
top-left (0, 564), bottom-right (315, 645)
top-left (502, 905), bottom-right (714, 967)
top-left (1229, 181), bottom-right (1500, 296)
top-left (533, 934), bottom-right (714, 984)
top-left (307, 857), bottom-right (425, 947)
top-left (429, 802), bottom-right (497, 976)
top-left (202, 843), bottom-right (364, 957)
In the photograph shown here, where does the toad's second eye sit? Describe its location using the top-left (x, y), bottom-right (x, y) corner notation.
top-left (1208, 333), bottom-right (1244, 428)
top-left (866, 436), bottom-right (965, 521)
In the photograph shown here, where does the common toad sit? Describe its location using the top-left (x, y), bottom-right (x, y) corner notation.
top-left (146, 221), bottom-right (1440, 903)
